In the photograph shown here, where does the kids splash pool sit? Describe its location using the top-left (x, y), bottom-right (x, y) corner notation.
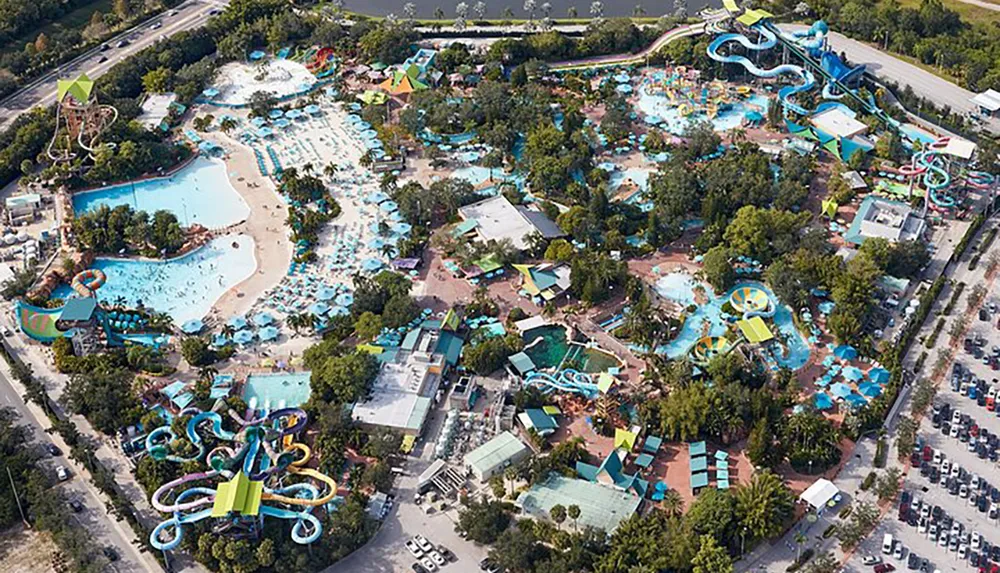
top-left (52, 235), bottom-right (257, 324)
top-left (72, 156), bottom-right (250, 229)
top-left (636, 84), bottom-right (770, 136)
top-left (243, 372), bottom-right (312, 409)
top-left (653, 273), bottom-right (810, 369)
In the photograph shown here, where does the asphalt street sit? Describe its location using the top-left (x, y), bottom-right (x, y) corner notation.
top-left (0, 0), bottom-right (227, 132)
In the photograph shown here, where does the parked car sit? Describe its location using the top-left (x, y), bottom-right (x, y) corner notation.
top-left (46, 444), bottom-right (60, 456)
top-left (55, 466), bottom-right (68, 481)
top-left (68, 499), bottom-right (83, 512)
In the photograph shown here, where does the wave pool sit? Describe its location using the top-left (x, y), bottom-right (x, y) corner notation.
top-left (53, 235), bottom-right (257, 324)
top-left (72, 156), bottom-right (250, 229)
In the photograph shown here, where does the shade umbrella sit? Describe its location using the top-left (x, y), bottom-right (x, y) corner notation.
top-left (252, 312), bottom-right (274, 327)
top-left (868, 367), bottom-right (890, 385)
top-left (843, 366), bottom-right (864, 382)
top-left (845, 393), bottom-right (868, 408)
top-left (833, 344), bottom-right (858, 361)
top-left (316, 286), bottom-right (338, 300)
top-left (654, 481), bottom-right (668, 492)
top-left (202, 88), bottom-right (220, 98)
top-left (308, 302), bottom-right (330, 316)
top-left (181, 319), bottom-right (204, 334)
top-left (329, 305), bottom-right (349, 316)
top-left (362, 258), bottom-right (384, 272)
top-left (380, 201), bottom-right (399, 212)
top-left (813, 392), bottom-right (833, 410)
top-left (232, 329), bottom-right (255, 345)
top-left (227, 316), bottom-right (247, 330)
top-left (858, 382), bottom-right (883, 398)
top-left (830, 382), bottom-right (852, 399)
top-left (268, 109), bottom-right (284, 119)
top-left (392, 222), bottom-right (412, 235)
top-left (258, 326), bottom-right (280, 341)
top-left (335, 293), bottom-right (354, 307)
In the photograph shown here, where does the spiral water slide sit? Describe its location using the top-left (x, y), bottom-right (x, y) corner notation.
top-left (729, 286), bottom-right (776, 319)
top-left (70, 268), bottom-right (106, 297)
top-left (706, 27), bottom-right (817, 116)
top-left (525, 368), bottom-right (601, 399)
top-left (913, 147), bottom-right (955, 208)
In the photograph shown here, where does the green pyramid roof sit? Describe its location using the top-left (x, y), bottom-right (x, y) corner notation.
top-left (57, 74), bottom-right (94, 103)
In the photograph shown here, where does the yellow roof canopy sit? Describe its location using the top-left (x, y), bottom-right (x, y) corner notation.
top-left (614, 428), bottom-right (637, 451)
top-left (211, 472), bottom-right (263, 517)
top-left (737, 316), bottom-right (774, 343)
top-left (57, 73), bottom-right (94, 103)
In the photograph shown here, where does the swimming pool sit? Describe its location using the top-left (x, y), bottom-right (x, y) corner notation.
top-left (52, 235), bottom-right (257, 324)
top-left (72, 156), bottom-right (251, 229)
top-left (523, 325), bottom-right (570, 370)
top-left (636, 88), bottom-right (771, 136)
top-left (243, 372), bottom-right (312, 409)
top-left (653, 274), bottom-right (810, 369)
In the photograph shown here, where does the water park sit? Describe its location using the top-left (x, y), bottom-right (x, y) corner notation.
top-left (145, 403), bottom-right (339, 551)
top-left (635, 66), bottom-right (770, 134)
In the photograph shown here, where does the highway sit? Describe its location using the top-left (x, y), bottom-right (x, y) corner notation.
top-left (0, 349), bottom-right (151, 572)
top-left (0, 0), bottom-right (227, 132)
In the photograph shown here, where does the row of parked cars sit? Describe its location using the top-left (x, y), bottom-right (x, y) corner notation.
top-left (405, 535), bottom-right (456, 573)
top-left (896, 490), bottom-right (1000, 570)
top-left (927, 399), bottom-right (1000, 463)
top-left (912, 434), bottom-right (1000, 518)
top-left (951, 362), bottom-right (1000, 411)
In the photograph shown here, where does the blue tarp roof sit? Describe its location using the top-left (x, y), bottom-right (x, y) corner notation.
top-left (59, 298), bottom-right (97, 322)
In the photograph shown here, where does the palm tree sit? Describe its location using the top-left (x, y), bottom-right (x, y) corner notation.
top-left (221, 324), bottom-right (236, 340)
top-left (502, 6), bottom-right (514, 19)
top-left (567, 504), bottom-right (580, 530)
top-left (661, 489), bottom-right (683, 517)
top-left (286, 312), bottom-right (307, 334)
top-left (199, 366), bottom-right (219, 382)
top-left (567, 5), bottom-right (577, 18)
top-left (589, 1), bottom-right (603, 21)
top-left (504, 466), bottom-right (518, 496)
top-left (302, 162), bottom-right (314, 176)
top-left (523, 0), bottom-right (536, 20)
top-left (455, 15), bottom-right (468, 30)
top-left (113, 295), bottom-right (127, 310)
top-left (540, 1), bottom-right (551, 16)
top-left (734, 470), bottom-right (795, 541)
top-left (324, 162), bottom-right (340, 180)
top-left (403, 2), bottom-right (416, 20)
top-left (794, 531), bottom-right (807, 562)
top-left (456, 1), bottom-right (469, 17)
top-left (220, 117), bottom-right (238, 133)
top-left (380, 172), bottom-right (398, 193)
top-left (632, 3), bottom-right (645, 16)
top-left (434, 6), bottom-right (446, 20)
top-left (474, 1), bottom-right (487, 19)
top-left (380, 243), bottom-right (396, 259)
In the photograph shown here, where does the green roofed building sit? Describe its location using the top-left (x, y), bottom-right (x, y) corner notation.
top-left (211, 472), bottom-right (263, 517)
top-left (516, 474), bottom-right (641, 533)
top-left (464, 431), bottom-right (531, 481)
top-left (737, 316), bottom-right (774, 344)
top-left (57, 74), bottom-right (95, 104)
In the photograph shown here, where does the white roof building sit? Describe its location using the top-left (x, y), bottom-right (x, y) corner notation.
top-left (811, 108), bottom-right (868, 139)
top-left (971, 89), bottom-right (1000, 116)
top-left (456, 195), bottom-right (563, 251)
top-left (799, 478), bottom-right (840, 513)
top-left (351, 351), bottom-right (445, 436)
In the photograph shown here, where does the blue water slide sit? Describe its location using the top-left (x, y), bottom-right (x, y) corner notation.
top-left (524, 369), bottom-right (601, 399)
top-left (706, 28), bottom-right (817, 116)
top-left (916, 150), bottom-right (955, 208)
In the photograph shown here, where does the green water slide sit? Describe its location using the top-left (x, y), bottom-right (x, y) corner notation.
top-left (16, 301), bottom-right (67, 342)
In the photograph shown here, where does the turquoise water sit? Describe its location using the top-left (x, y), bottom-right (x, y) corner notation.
top-left (523, 325), bottom-right (571, 370)
top-left (72, 156), bottom-right (251, 229)
top-left (452, 165), bottom-right (525, 193)
top-left (635, 89), bottom-right (770, 136)
top-left (244, 372), bottom-right (312, 409)
top-left (564, 344), bottom-right (621, 373)
top-left (53, 235), bottom-right (257, 324)
top-left (653, 275), bottom-right (810, 369)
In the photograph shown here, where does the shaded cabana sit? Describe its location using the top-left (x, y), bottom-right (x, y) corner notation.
top-left (181, 319), bottom-right (204, 334)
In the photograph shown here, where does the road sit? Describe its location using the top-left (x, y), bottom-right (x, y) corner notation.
top-left (781, 23), bottom-right (1000, 135)
top-left (0, 0), bottom-right (227, 132)
top-left (0, 356), bottom-right (150, 572)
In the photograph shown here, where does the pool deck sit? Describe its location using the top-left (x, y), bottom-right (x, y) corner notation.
top-left (198, 135), bottom-right (292, 322)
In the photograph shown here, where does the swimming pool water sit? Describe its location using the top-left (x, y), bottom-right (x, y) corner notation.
top-left (523, 325), bottom-right (571, 370)
top-left (244, 372), bottom-right (312, 409)
top-left (52, 235), bottom-right (257, 324)
top-left (72, 156), bottom-right (251, 229)
top-left (653, 275), bottom-right (810, 370)
top-left (636, 89), bottom-right (771, 136)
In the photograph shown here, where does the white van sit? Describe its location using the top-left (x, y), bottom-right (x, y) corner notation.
top-left (882, 533), bottom-right (894, 555)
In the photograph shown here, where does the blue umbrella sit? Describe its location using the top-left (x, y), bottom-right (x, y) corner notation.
top-left (268, 109), bottom-right (284, 119)
top-left (227, 316), bottom-right (247, 330)
top-left (258, 326), bottom-right (280, 341)
top-left (181, 319), bottom-right (204, 334)
top-left (392, 222), bottom-right (412, 235)
top-left (316, 286), bottom-right (338, 300)
top-left (335, 293), bottom-right (354, 307)
top-left (845, 393), bottom-right (868, 408)
top-left (368, 237), bottom-right (385, 249)
top-left (858, 382), bottom-right (882, 398)
top-left (868, 367), bottom-right (890, 385)
top-left (830, 382), bottom-right (852, 399)
top-left (814, 392), bottom-right (833, 410)
top-left (833, 345), bottom-right (858, 361)
top-left (274, 118), bottom-right (291, 129)
top-left (329, 305), bottom-right (349, 316)
top-left (380, 201), bottom-right (399, 212)
top-left (843, 366), bottom-right (864, 382)
top-left (232, 329), bottom-right (255, 345)
top-left (308, 302), bottom-right (330, 316)
top-left (212, 334), bottom-right (230, 346)
top-left (362, 258), bottom-right (384, 272)
top-left (252, 312), bottom-right (274, 327)
top-left (305, 104), bottom-right (321, 115)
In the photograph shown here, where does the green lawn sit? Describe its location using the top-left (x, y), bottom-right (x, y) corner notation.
top-left (897, 0), bottom-right (1000, 24)
top-left (1, 0), bottom-right (114, 54)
